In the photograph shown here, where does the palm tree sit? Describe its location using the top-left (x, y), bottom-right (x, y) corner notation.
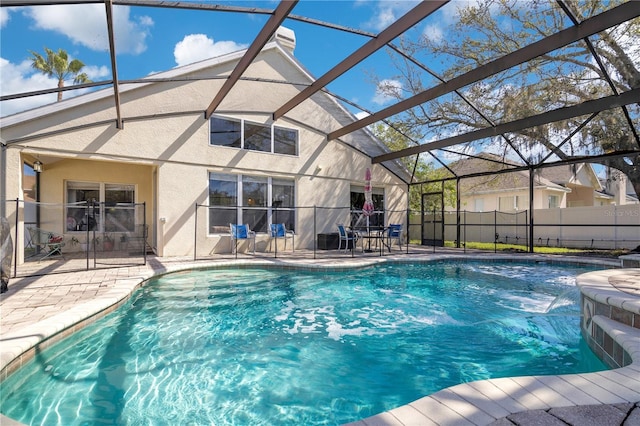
top-left (29, 47), bottom-right (91, 102)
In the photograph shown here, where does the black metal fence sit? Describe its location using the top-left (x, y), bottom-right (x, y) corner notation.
top-left (3, 199), bottom-right (638, 276)
top-left (194, 203), bottom-right (639, 260)
top-left (3, 199), bottom-right (148, 277)
top-left (193, 204), bottom-right (411, 260)
top-left (416, 206), bottom-right (640, 251)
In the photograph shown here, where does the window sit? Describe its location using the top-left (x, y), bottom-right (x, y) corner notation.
top-left (210, 116), bottom-right (241, 148)
top-left (272, 178), bottom-right (295, 229)
top-left (516, 195), bottom-right (528, 211)
top-left (498, 196), bottom-right (514, 211)
top-left (67, 182), bottom-right (100, 231)
top-left (274, 126), bottom-right (297, 155)
top-left (474, 198), bottom-right (484, 212)
top-left (209, 173), bottom-right (295, 233)
top-left (548, 195), bottom-right (559, 209)
top-left (244, 122), bottom-right (271, 152)
top-left (242, 176), bottom-right (268, 232)
top-left (209, 116), bottom-right (298, 155)
top-left (498, 195), bottom-right (527, 211)
top-left (350, 186), bottom-right (385, 229)
top-left (104, 184), bottom-right (136, 232)
top-left (66, 181), bottom-right (136, 232)
top-left (208, 173), bottom-right (237, 233)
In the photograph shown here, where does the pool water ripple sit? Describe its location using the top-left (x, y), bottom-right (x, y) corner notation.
top-left (1, 261), bottom-right (608, 425)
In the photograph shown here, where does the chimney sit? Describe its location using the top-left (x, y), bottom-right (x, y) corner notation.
top-left (271, 26), bottom-right (296, 54)
top-left (615, 173), bottom-right (627, 205)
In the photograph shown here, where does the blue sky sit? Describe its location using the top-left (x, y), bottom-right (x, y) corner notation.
top-left (0, 1), bottom-right (464, 118)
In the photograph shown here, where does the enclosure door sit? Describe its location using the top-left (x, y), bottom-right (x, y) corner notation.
top-left (422, 191), bottom-right (444, 246)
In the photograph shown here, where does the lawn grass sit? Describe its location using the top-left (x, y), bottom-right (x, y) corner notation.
top-left (438, 241), bottom-right (628, 257)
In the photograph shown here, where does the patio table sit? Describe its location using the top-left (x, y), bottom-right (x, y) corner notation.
top-left (356, 228), bottom-right (390, 255)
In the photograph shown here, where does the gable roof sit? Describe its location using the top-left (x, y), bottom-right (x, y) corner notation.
top-left (446, 154), bottom-right (571, 194)
top-left (542, 163), bottom-right (602, 190)
top-left (1, 38), bottom-right (410, 182)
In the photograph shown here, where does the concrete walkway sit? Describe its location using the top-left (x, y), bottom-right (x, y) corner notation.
top-left (1, 251), bottom-right (639, 425)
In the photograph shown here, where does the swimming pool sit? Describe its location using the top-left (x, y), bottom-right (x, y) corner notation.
top-left (0, 260), bottom-right (607, 425)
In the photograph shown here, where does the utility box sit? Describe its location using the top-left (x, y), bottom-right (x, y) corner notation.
top-left (317, 233), bottom-right (341, 250)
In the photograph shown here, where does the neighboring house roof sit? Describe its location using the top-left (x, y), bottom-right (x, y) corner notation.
top-left (1, 33), bottom-right (410, 182)
top-left (598, 176), bottom-right (640, 204)
top-left (541, 163), bottom-right (602, 190)
top-left (446, 154), bottom-right (570, 195)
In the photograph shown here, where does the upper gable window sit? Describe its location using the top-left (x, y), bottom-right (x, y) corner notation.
top-left (210, 116), bottom-right (298, 156)
top-left (210, 116), bottom-right (241, 148)
top-left (244, 122), bottom-right (271, 152)
top-left (274, 126), bottom-right (297, 155)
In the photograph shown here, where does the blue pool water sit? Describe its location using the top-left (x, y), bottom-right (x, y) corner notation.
top-left (1, 261), bottom-right (607, 425)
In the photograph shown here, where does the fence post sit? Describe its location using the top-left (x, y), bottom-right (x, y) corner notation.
top-left (274, 205), bottom-right (278, 259)
top-left (142, 202), bottom-right (147, 265)
top-left (456, 178), bottom-right (461, 249)
top-left (92, 201), bottom-right (98, 268)
top-left (529, 169), bottom-right (534, 253)
top-left (614, 204), bottom-right (618, 250)
top-left (194, 203), bottom-right (198, 261)
top-left (432, 207), bottom-right (436, 253)
top-left (313, 206), bottom-right (317, 260)
top-left (84, 203), bottom-right (90, 270)
top-left (525, 210), bottom-right (529, 251)
top-left (13, 198), bottom-right (18, 278)
top-left (463, 210), bottom-right (466, 253)
top-left (558, 208), bottom-right (562, 250)
top-left (494, 210), bottom-right (497, 253)
top-left (405, 207), bottom-right (410, 254)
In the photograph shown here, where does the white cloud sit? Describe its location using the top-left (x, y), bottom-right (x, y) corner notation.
top-left (364, 1), bottom-right (418, 32)
top-left (439, 0), bottom-right (487, 23)
top-left (25, 4), bottom-right (152, 54)
top-left (423, 23), bottom-right (444, 43)
top-left (0, 8), bottom-right (9, 28)
top-left (83, 65), bottom-right (111, 81)
top-left (372, 79), bottom-right (402, 105)
top-left (173, 34), bottom-right (247, 66)
top-left (0, 57), bottom-right (110, 117)
top-left (369, 6), bottom-right (396, 31)
top-left (112, 7), bottom-right (153, 55)
top-left (0, 58), bottom-right (57, 116)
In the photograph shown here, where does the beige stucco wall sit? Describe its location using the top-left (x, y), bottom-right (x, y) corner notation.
top-left (2, 45), bottom-right (408, 259)
top-left (566, 184), bottom-right (594, 207)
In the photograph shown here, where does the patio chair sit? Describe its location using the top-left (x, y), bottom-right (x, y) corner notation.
top-left (230, 224), bottom-right (256, 254)
top-left (269, 223), bottom-right (295, 252)
top-left (337, 224), bottom-right (359, 252)
top-left (27, 226), bottom-right (65, 261)
top-left (385, 224), bottom-right (403, 250)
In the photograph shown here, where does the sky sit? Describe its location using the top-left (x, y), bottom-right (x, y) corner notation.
top-left (0, 0), bottom-right (465, 118)
top-left (2, 0), bottom-right (633, 180)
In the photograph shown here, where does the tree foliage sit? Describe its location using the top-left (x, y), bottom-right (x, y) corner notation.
top-left (371, 121), bottom-right (456, 212)
top-left (374, 0), bottom-right (640, 198)
top-left (29, 47), bottom-right (91, 102)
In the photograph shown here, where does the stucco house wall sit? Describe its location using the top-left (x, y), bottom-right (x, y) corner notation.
top-left (458, 185), bottom-right (569, 212)
top-left (1, 36), bottom-right (408, 260)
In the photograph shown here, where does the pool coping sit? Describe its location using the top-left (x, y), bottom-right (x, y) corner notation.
top-left (1, 254), bottom-right (638, 426)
